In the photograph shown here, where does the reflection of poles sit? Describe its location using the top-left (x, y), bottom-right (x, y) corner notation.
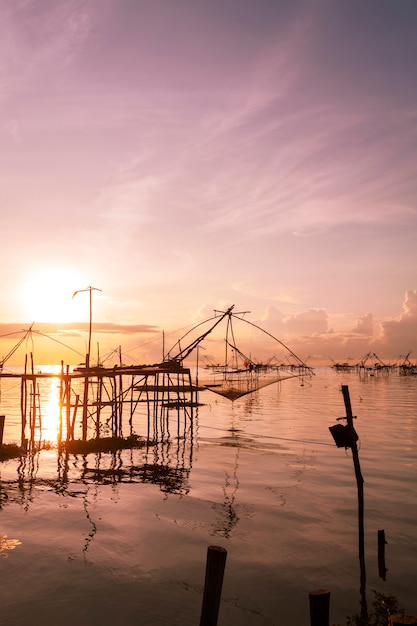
top-left (341, 385), bottom-right (368, 624)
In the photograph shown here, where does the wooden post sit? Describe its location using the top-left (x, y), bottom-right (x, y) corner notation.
top-left (66, 365), bottom-right (71, 441)
top-left (118, 371), bottom-right (123, 437)
top-left (341, 385), bottom-right (367, 622)
top-left (20, 373), bottom-right (26, 448)
top-left (71, 395), bottom-right (80, 439)
top-left (341, 385), bottom-right (365, 557)
top-left (200, 545), bottom-right (227, 626)
top-left (96, 375), bottom-right (102, 438)
top-left (82, 370), bottom-right (89, 441)
top-left (0, 415), bottom-right (5, 446)
top-left (30, 353), bottom-right (36, 445)
top-left (58, 361), bottom-right (64, 443)
top-left (129, 374), bottom-right (134, 435)
top-left (309, 589), bottom-right (330, 626)
top-left (378, 529), bottom-right (387, 580)
top-left (112, 375), bottom-right (117, 437)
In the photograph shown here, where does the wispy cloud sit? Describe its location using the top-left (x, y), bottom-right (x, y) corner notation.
top-left (5, 0), bottom-right (95, 74)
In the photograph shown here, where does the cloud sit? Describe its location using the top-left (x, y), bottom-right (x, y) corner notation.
top-left (0, 321), bottom-right (160, 338)
top-left (0, 321), bottom-right (162, 366)
top-left (284, 309), bottom-right (328, 335)
top-left (379, 290), bottom-right (417, 356)
top-left (351, 313), bottom-right (373, 336)
top-left (97, 177), bottom-right (160, 226)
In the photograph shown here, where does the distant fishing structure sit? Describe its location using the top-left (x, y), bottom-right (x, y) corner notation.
top-left (330, 351), bottom-right (417, 376)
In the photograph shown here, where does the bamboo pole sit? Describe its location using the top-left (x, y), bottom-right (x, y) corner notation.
top-left (341, 385), bottom-right (367, 623)
top-left (58, 361), bottom-right (64, 443)
top-left (36, 382), bottom-right (42, 439)
top-left (118, 371), bottom-right (123, 437)
top-left (20, 356), bottom-right (27, 448)
top-left (96, 375), bottom-right (102, 438)
top-left (29, 354), bottom-right (36, 445)
top-left (82, 372), bottom-right (89, 441)
top-left (66, 365), bottom-right (71, 441)
top-left (71, 395), bottom-right (80, 440)
top-left (0, 415), bottom-right (5, 446)
top-left (129, 375), bottom-right (134, 435)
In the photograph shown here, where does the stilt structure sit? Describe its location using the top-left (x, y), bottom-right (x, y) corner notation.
top-left (0, 359), bottom-right (198, 448)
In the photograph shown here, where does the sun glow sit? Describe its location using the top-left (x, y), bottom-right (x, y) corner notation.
top-left (20, 268), bottom-right (88, 323)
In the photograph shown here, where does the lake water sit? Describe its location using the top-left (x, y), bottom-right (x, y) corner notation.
top-left (0, 366), bottom-right (416, 625)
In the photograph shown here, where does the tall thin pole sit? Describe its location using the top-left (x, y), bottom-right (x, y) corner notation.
top-left (88, 286), bottom-right (92, 364)
top-left (72, 286), bottom-right (101, 440)
top-left (72, 286), bottom-right (101, 367)
top-left (341, 385), bottom-right (367, 623)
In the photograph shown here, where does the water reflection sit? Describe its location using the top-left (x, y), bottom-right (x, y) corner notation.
top-left (1, 425), bottom-right (194, 511)
top-left (1, 369), bottom-right (416, 623)
top-left (83, 486), bottom-right (99, 557)
top-left (211, 419), bottom-right (243, 539)
top-left (41, 378), bottom-right (61, 441)
top-left (212, 444), bottom-right (241, 539)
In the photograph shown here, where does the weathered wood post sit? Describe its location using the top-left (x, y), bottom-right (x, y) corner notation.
top-left (71, 395), bottom-right (80, 439)
top-left (0, 415), bottom-right (5, 446)
top-left (309, 589), bottom-right (331, 626)
top-left (200, 545), bottom-right (227, 626)
top-left (96, 375), bottom-right (102, 439)
top-left (341, 386), bottom-right (365, 554)
top-left (82, 369), bottom-right (89, 441)
top-left (58, 361), bottom-right (64, 443)
top-left (378, 529), bottom-right (387, 580)
top-left (20, 371), bottom-right (26, 447)
top-left (329, 386), bottom-right (368, 623)
top-left (341, 385), bottom-right (367, 623)
top-left (65, 365), bottom-right (71, 441)
top-left (118, 370), bottom-right (123, 437)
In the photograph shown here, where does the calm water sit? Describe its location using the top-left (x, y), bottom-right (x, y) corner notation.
top-left (0, 367), bottom-right (416, 625)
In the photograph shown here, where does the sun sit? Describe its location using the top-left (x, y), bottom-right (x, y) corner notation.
top-left (20, 268), bottom-right (90, 323)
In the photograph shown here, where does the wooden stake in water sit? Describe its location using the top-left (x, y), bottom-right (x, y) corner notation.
top-left (309, 589), bottom-right (331, 626)
top-left (378, 529), bottom-right (388, 580)
top-left (341, 385), bottom-right (367, 622)
top-left (200, 545), bottom-right (227, 626)
top-left (341, 386), bottom-right (364, 553)
top-left (0, 415), bottom-right (5, 446)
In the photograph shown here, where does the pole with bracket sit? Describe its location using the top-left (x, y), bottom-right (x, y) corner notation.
top-left (341, 385), bottom-right (367, 623)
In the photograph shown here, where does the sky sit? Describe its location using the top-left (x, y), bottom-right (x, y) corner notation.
top-left (1, 0), bottom-right (417, 366)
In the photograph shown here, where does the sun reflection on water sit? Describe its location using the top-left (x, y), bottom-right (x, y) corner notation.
top-left (0, 535), bottom-right (22, 558)
top-left (26, 365), bottom-right (66, 444)
top-left (40, 377), bottom-right (61, 442)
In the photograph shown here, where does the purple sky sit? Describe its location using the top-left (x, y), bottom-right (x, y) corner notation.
top-left (1, 0), bottom-right (417, 364)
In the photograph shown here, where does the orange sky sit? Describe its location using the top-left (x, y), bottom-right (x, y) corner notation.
top-left (1, 1), bottom-right (416, 367)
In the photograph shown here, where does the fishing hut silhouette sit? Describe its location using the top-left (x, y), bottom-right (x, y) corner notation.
top-left (2, 354), bottom-right (198, 450)
top-left (1, 305), bottom-right (312, 453)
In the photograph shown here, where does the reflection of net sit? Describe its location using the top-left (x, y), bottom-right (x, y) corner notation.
top-left (202, 369), bottom-right (296, 400)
